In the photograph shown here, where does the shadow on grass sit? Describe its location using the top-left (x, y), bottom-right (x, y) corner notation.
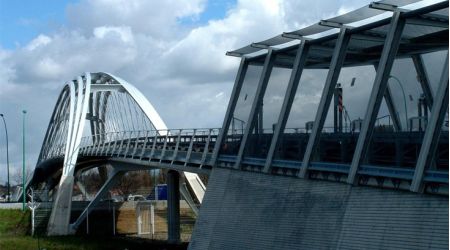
top-left (0, 235), bottom-right (188, 250)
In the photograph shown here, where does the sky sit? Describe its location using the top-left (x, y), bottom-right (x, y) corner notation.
top-left (0, 0), bottom-right (445, 184)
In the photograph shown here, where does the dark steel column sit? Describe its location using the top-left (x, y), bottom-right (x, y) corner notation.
top-left (347, 11), bottom-right (406, 184)
top-left (167, 170), bottom-right (180, 243)
top-left (412, 55), bottom-right (434, 109)
top-left (234, 48), bottom-right (275, 169)
top-left (263, 40), bottom-right (310, 173)
top-left (211, 58), bottom-right (249, 165)
top-left (300, 28), bottom-right (351, 178)
top-left (410, 53), bottom-right (448, 192)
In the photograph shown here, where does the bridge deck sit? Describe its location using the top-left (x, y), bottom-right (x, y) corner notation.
top-left (34, 130), bottom-right (446, 194)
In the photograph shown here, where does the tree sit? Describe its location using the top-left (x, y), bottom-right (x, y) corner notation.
top-left (114, 170), bottom-right (153, 197)
top-left (12, 166), bottom-right (33, 186)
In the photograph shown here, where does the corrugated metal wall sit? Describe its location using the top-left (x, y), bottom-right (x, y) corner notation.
top-left (190, 168), bottom-right (448, 250)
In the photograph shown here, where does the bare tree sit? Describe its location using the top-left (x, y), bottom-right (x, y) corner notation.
top-left (80, 170), bottom-right (103, 194)
top-left (12, 166), bottom-right (33, 186)
top-left (114, 170), bottom-right (153, 197)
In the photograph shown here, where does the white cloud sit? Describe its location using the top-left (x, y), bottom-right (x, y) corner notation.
top-left (66, 0), bottom-right (207, 39)
top-left (0, 0), bottom-right (383, 183)
top-left (93, 26), bottom-right (134, 43)
top-left (26, 35), bottom-right (52, 51)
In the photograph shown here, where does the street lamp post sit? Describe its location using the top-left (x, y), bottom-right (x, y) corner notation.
top-left (0, 114), bottom-right (10, 202)
top-left (389, 75), bottom-right (409, 131)
top-left (22, 110), bottom-right (27, 211)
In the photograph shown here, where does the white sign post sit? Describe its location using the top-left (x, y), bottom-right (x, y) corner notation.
top-left (151, 203), bottom-right (155, 236)
top-left (27, 188), bottom-right (40, 236)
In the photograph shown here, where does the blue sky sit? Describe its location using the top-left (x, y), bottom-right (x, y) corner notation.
top-left (182, 0), bottom-right (236, 25)
top-left (0, 0), bottom-right (236, 49)
top-left (0, 0), bottom-right (72, 49)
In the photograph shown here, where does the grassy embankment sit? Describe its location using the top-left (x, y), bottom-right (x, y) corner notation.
top-left (0, 209), bottom-right (187, 250)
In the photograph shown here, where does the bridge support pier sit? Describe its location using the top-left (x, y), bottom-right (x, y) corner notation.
top-left (167, 170), bottom-right (181, 244)
top-left (47, 176), bottom-right (75, 235)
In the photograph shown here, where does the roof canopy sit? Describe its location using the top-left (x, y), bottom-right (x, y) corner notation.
top-left (227, 0), bottom-right (449, 69)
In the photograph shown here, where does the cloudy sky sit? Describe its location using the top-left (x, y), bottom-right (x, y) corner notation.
top-left (0, 0), bottom-right (445, 184)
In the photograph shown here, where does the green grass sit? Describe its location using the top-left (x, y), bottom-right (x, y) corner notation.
top-left (0, 235), bottom-right (188, 250)
top-left (0, 209), bottom-right (30, 236)
top-left (0, 209), bottom-right (188, 250)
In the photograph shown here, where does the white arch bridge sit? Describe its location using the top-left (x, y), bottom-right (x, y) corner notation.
top-left (28, 72), bottom-right (213, 236)
top-left (23, 1), bottom-right (449, 245)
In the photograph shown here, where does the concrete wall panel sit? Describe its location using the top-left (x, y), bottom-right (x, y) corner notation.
top-left (190, 168), bottom-right (448, 250)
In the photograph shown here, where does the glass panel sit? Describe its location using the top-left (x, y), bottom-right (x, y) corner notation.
top-left (366, 57), bottom-right (426, 168)
top-left (437, 107), bottom-right (448, 171)
top-left (421, 50), bottom-right (448, 96)
top-left (313, 65), bottom-right (376, 164)
top-left (220, 65), bottom-right (262, 155)
top-left (244, 67), bottom-right (292, 161)
top-left (273, 68), bottom-right (328, 162)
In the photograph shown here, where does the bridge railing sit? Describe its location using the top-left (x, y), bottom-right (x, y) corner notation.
top-left (75, 128), bottom-right (221, 168)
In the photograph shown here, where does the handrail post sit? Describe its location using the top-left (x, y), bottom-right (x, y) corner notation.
top-left (184, 129), bottom-right (197, 167)
top-left (171, 129), bottom-right (183, 164)
top-left (140, 131), bottom-right (150, 160)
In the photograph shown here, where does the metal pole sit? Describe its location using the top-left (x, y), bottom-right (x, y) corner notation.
top-left (112, 200), bottom-right (116, 235)
top-left (0, 114), bottom-right (10, 202)
top-left (154, 169), bottom-right (158, 200)
top-left (22, 110), bottom-right (27, 211)
top-left (30, 189), bottom-right (34, 235)
top-left (151, 203), bottom-right (155, 236)
top-left (86, 206), bottom-right (89, 235)
top-left (389, 75), bottom-right (409, 130)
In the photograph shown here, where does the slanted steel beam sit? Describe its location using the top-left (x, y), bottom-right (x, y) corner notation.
top-left (70, 168), bottom-right (124, 231)
top-left (171, 129), bottom-right (182, 164)
top-left (384, 85), bottom-right (402, 131)
top-left (410, 53), bottom-right (448, 192)
top-left (263, 40), bottom-right (310, 173)
top-left (200, 129), bottom-right (212, 168)
top-left (234, 49), bottom-right (276, 169)
top-left (159, 133), bottom-right (169, 162)
top-left (373, 61), bottom-right (403, 132)
top-left (211, 58), bottom-right (249, 165)
top-left (412, 55), bottom-right (434, 109)
top-left (299, 28), bottom-right (351, 178)
top-left (184, 129), bottom-right (196, 166)
top-left (347, 12), bottom-right (406, 184)
top-left (148, 133), bottom-right (158, 160)
top-left (139, 131), bottom-right (149, 160)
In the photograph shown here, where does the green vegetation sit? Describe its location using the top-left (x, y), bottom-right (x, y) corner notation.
top-left (0, 209), bottom-right (30, 236)
top-left (0, 209), bottom-right (188, 250)
top-left (1, 236), bottom-right (188, 250)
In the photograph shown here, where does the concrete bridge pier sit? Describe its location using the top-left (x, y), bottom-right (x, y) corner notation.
top-left (47, 176), bottom-right (75, 235)
top-left (167, 170), bottom-right (181, 243)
